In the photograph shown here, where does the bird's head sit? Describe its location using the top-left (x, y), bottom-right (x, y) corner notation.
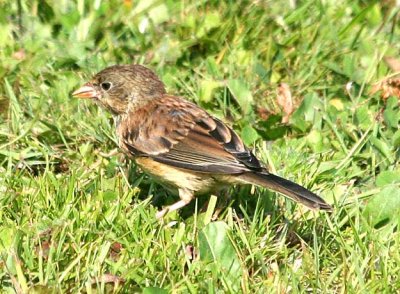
top-left (72, 64), bottom-right (166, 115)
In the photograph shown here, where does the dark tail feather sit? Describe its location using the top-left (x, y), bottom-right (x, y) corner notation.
top-left (239, 172), bottom-right (332, 211)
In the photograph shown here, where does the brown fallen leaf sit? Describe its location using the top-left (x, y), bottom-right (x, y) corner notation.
top-left (256, 106), bottom-right (271, 120)
top-left (384, 56), bottom-right (400, 73)
top-left (185, 244), bottom-right (198, 261)
top-left (12, 49), bottom-right (26, 60)
top-left (109, 242), bottom-right (123, 261)
top-left (35, 240), bottom-right (51, 260)
top-left (277, 83), bottom-right (294, 123)
top-left (370, 77), bottom-right (400, 101)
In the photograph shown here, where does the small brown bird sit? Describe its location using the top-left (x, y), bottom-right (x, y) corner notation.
top-left (73, 65), bottom-right (332, 218)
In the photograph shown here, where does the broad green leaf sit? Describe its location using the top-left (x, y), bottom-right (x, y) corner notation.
top-left (376, 171), bottom-right (400, 187)
top-left (241, 125), bottom-right (259, 146)
top-left (148, 4), bottom-right (169, 24)
top-left (133, 0), bottom-right (169, 24)
top-left (383, 107), bottom-right (399, 129)
top-left (196, 12), bottom-right (221, 38)
top-left (205, 57), bottom-right (222, 77)
top-left (0, 227), bottom-right (14, 253)
top-left (227, 79), bottom-right (253, 114)
top-left (103, 190), bottom-right (118, 202)
top-left (143, 287), bottom-right (168, 294)
top-left (365, 3), bottom-right (383, 26)
top-left (199, 222), bottom-right (242, 291)
top-left (370, 137), bottom-right (394, 163)
top-left (383, 97), bottom-right (400, 129)
top-left (290, 93), bottom-right (321, 132)
top-left (363, 185), bottom-right (400, 229)
top-left (355, 105), bottom-right (373, 131)
top-left (306, 129), bottom-right (324, 153)
top-left (199, 80), bottom-right (222, 102)
top-left (256, 114), bottom-right (288, 140)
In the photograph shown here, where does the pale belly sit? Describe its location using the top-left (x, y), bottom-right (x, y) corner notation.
top-left (135, 157), bottom-right (236, 195)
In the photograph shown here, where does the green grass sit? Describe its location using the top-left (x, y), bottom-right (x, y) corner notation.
top-left (1, 0), bottom-right (400, 292)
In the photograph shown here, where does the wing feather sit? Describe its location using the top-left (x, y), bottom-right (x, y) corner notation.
top-left (118, 95), bottom-right (263, 174)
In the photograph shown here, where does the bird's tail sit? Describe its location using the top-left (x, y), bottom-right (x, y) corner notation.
top-left (238, 172), bottom-right (332, 211)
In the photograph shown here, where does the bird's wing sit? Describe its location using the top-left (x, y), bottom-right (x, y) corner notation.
top-left (119, 95), bottom-right (263, 174)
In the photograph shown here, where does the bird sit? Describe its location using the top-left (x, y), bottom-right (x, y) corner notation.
top-left (72, 64), bottom-right (332, 218)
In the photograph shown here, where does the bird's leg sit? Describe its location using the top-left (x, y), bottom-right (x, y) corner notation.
top-left (156, 200), bottom-right (190, 219)
top-left (156, 188), bottom-right (194, 219)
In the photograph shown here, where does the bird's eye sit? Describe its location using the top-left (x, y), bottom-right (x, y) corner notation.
top-left (101, 82), bottom-right (112, 91)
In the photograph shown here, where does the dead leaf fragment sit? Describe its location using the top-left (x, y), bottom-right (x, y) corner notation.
top-left (277, 83), bottom-right (294, 123)
top-left (384, 56), bottom-right (400, 73)
top-left (256, 106), bottom-right (271, 120)
top-left (12, 49), bottom-right (26, 60)
top-left (370, 77), bottom-right (400, 101)
top-left (109, 242), bottom-right (123, 261)
top-left (35, 240), bottom-right (51, 260)
top-left (185, 244), bottom-right (198, 261)
top-left (123, 0), bottom-right (132, 7)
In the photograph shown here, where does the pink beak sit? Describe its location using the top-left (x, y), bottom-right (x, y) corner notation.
top-left (72, 83), bottom-right (98, 99)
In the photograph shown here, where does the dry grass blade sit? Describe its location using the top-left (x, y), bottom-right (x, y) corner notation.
top-left (277, 83), bottom-right (294, 123)
top-left (91, 273), bottom-right (126, 285)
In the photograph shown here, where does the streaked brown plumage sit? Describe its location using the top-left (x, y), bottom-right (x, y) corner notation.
top-left (73, 64), bottom-right (332, 218)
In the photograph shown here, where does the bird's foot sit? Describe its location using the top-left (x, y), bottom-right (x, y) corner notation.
top-left (156, 199), bottom-right (191, 219)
